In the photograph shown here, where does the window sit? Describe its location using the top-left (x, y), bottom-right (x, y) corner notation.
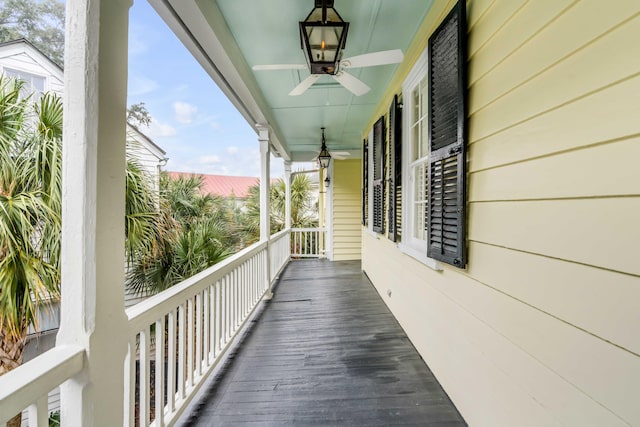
top-left (400, 0), bottom-right (466, 269)
top-left (400, 48), bottom-right (431, 260)
top-left (4, 68), bottom-right (46, 100)
top-left (371, 116), bottom-right (385, 234)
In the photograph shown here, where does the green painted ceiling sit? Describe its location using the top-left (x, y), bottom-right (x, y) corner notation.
top-left (216, 0), bottom-right (433, 160)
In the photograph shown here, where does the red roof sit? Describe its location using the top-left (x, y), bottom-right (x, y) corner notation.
top-left (168, 172), bottom-right (259, 199)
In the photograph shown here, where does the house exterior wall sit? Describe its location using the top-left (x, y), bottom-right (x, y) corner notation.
top-left (332, 159), bottom-right (362, 261)
top-left (0, 49), bottom-right (65, 95)
top-left (361, 1), bottom-right (640, 426)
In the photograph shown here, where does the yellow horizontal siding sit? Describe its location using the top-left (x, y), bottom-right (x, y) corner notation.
top-left (468, 242), bottom-right (640, 356)
top-left (332, 159), bottom-right (362, 261)
top-left (469, 74), bottom-right (640, 171)
top-left (469, 136), bottom-right (640, 200)
top-left (364, 235), bottom-right (629, 427)
top-left (469, 198), bottom-right (640, 276)
top-left (361, 1), bottom-right (640, 425)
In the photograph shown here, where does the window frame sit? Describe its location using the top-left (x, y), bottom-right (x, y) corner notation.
top-left (398, 47), bottom-right (441, 270)
top-left (3, 67), bottom-right (47, 100)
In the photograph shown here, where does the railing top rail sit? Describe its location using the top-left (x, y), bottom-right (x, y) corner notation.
top-left (270, 228), bottom-right (291, 241)
top-left (290, 227), bottom-right (326, 232)
top-left (0, 345), bottom-right (84, 418)
top-left (126, 239), bottom-right (268, 330)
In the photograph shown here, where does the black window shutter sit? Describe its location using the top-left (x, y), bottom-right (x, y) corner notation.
top-left (387, 94), bottom-right (402, 242)
top-left (372, 116), bottom-right (385, 234)
top-left (362, 138), bottom-right (368, 226)
top-left (426, 0), bottom-right (467, 268)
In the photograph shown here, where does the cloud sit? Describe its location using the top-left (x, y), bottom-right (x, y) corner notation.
top-left (210, 121), bottom-right (222, 131)
top-left (226, 146), bottom-right (239, 155)
top-left (173, 101), bottom-right (198, 124)
top-left (128, 75), bottom-right (159, 96)
top-left (197, 155), bottom-right (221, 165)
top-left (128, 35), bottom-right (148, 57)
top-left (147, 118), bottom-right (177, 138)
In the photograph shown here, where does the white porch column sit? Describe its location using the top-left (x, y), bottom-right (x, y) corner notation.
top-left (258, 127), bottom-right (273, 298)
top-left (284, 160), bottom-right (292, 229)
top-left (57, 0), bottom-right (131, 425)
top-left (258, 127), bottom-right (271, 241)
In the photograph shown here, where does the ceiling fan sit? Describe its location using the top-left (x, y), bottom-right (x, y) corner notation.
top-left (253, 49), bottom-right (403, 96)
top-left (252, 0), bottom-right (403, 96)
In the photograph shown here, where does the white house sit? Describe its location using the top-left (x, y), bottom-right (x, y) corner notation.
top-left (0, 38), bottom-right (167, 189)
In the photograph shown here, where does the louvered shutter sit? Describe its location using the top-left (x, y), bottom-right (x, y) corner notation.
top-left (362, 138), bottom-right (368, 226)
top-left (372, 116), bottom-right (385, 234)
top-left (387, 94), bottom-right (402, 242)
top-left (426, 0), bottom-right (467, 268)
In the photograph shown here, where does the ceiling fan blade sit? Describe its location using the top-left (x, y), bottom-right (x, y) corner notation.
top-left (332, 151), bottom-right (352, 157)
top-left (253, 64), bottom-right (307, 71)
top-left (289, 74), bottom-right (321, 96)
top-left (341, 49), bottom-right (404, 69)
top-left (332, 72), bottom-right (370, 96)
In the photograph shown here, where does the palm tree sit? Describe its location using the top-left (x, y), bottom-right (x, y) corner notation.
top-left (0, 76), bottom-right (162, 383)
top-left (126, 173), bottom-right (235, 295)
top-left (238, 173), bottom-right (318, 243)
top-left (0, 79), bottom-right (62, 379)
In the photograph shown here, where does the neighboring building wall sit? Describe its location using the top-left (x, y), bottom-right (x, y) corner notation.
top-left (332, 159), bottom-right (362, 261)
top-left (362, 1), bottom-right (640, 426)
top-left (0, 47), bottom-right (64, 95)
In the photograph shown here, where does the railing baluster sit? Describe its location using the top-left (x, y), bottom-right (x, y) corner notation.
top-left (124, 338), bottom-right (136, 427)
top-left (209, 284), bottom-right (215, 362)
top-left (223, 275), bottom-right (229, 343)
top-left (177, 303), bottom-right (186, 401)
top-left (155, 318), bottom-right (165, 426)
top-left (27, 395), bottom-right (48, 427)
top-left (231, 270), bottom-right (236, 329)
top-left (167, 309), bottom-right (176, 414)
top-left (204, 286), bottom-right (211, 364)
top-left (187, 298), bottom-right (195, 389)
top-left (214, 281), bottom-right (220, 357)
top-left (195, 293), bottom-right (202, 378)
top-left (140, 328), bottom-right (151, 427)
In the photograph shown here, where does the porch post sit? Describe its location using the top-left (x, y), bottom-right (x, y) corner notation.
top-left (284, 160), bottom-right (292, 229)
top-left (258, 126), bottom-right (273, 298)
top-left (57, 0), bottom-right (131, 425)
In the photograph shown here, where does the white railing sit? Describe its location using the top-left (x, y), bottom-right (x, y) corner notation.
top-left (270, 228), bottom-right (291, 281)
top-left (290, 227), bottom-right (326, 258)
top-left (0, 232), bottom-right (291, 427)
top-left (0, 345), bottom-right (84, 426)
top-left (124, 231), bottom-right (290, 427)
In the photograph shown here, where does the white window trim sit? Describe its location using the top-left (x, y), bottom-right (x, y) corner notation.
top-left (399, 47), bottom-right (441, 271)
top-left (3, 66), bottom-right (48, 98)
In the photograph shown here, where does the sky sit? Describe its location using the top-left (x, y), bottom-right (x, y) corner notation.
top-left (127, 1), bottom-right (287, 178)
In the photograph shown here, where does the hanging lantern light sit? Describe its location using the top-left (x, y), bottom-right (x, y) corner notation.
top-left (317, 127), bottom-right (331, 169)
top-left (299, 0), bottom-right (349, 75)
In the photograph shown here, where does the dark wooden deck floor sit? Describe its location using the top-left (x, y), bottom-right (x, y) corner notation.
top-left (185, 260), bottom-right (466, 426)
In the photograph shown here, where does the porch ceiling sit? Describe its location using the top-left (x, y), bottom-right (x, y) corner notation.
top-left (148, 0), bottom-right (433, 161)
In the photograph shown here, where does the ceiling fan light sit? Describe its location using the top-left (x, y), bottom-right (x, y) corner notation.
top-left (300, 1), bottom-right (349, 75)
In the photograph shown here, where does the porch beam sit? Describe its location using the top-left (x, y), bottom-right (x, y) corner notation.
top-left (57, 0), bottom-right (132, 425)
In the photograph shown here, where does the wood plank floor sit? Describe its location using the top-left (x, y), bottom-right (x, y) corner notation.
top-left (185, 260), bottom-right (466, 426)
